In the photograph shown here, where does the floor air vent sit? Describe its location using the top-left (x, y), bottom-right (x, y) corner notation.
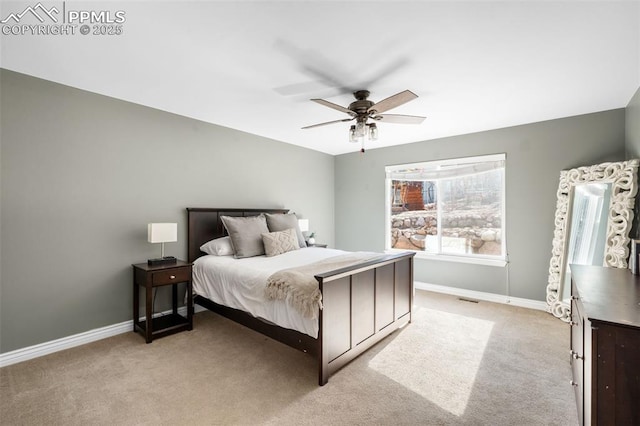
top-left (458, 297), bottom-right (479, 303)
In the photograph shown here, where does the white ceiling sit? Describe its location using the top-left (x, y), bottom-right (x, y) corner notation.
top-left (1, 1), bottom-right (639, 155)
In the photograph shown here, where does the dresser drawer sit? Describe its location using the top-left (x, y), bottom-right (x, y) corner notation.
top-left (152, 267), bottom-right (191, 286)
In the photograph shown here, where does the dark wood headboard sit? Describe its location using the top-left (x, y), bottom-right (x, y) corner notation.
top-left (186, 208), bottom-right (289, 263)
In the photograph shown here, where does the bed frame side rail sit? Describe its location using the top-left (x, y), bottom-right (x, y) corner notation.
top-left (194, 295), bottom-right (318, 356)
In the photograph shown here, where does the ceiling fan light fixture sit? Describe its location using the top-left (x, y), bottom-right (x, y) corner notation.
top-left (349, 121), bottom-right (378, 144)
top-left (368, 123), bottom-right (378, 140)
top-left (349, 125), bottom-right (359, 143)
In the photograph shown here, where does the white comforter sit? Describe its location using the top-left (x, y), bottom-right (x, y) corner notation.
top-left (192, 247), bottom-right (349, 338)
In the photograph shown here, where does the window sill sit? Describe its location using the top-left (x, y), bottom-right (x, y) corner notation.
top-left (385, 249), bottom-right (507, 267)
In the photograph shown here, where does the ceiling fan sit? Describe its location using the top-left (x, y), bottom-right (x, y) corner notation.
top-left (302, 89), bottom-right (426, 151)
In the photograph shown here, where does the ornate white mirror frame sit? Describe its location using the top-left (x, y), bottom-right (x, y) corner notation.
top-left (547, 159), bottom-right (639, 321)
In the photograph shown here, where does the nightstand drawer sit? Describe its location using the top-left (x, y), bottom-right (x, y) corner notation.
top-left (152, 268), bottom-right (190, 286)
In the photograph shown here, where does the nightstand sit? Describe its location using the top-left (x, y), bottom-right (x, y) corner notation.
top-left (307, 243), bottom-right (328, 248)
top-left (132, 260), bottom-right (193, 343)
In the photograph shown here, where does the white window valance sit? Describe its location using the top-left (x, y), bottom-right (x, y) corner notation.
top-left (386, 153), bottom-right (505, 181)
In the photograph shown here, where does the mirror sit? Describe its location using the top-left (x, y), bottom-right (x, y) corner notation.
top-left (560, 183), bottom-right (611, 301)
top-left (547, 159), bottom-right (639, 321)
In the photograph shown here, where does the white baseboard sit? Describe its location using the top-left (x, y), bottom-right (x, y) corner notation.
top-left (415, 281), bottom-right (547, 311)
top-left (1, 287), bottom-right (543, 368)
top-left (0, 319), bottom-right (132, 368)
top-left (0, 306), bottom-right (203, 368)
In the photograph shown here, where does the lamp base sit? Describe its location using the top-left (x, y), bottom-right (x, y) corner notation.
top-left (147, 256), bottom-right (177, 266)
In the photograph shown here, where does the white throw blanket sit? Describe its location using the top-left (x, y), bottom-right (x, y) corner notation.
top-left (265, 252), bottom-right (384, 319)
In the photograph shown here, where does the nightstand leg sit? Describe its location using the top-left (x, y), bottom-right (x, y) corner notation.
top-left (172, 284), bottom-right (178, 315)
top-left (145, 284), bottom-right (153, 343)
top-left (133, 271), bottom-right (139, 332)
top-left (187, 281), bottom-right (193, 330)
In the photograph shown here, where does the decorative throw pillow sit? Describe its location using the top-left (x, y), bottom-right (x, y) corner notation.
top-left (262, 228), bottom-right (300, 257)
top-left (264, 213), bottom-right (306, 249)
top-left (221, 215), bottom-right (270, 258)
top-left (200, 236), bottom-right (234, 256)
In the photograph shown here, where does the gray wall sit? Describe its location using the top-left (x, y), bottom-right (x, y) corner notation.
top-left (625, 87), bottom-right (640, 160)
top-left (335, 111), bottom-right (626, 301)
top-left (625, 86), bottom-right (640, 237)
top-left (0, 70), bottom-right (335, 353)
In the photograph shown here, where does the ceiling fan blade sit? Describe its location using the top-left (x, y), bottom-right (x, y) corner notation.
top-left (368, 90), bottom-right (418, 114)
top-left (311, 98), bottom-right (356, 116)
top-left (274, 81), bottom-right (328, 96)
top-left (273, 39), bottom-right (356, 95)
top-left (359, 57), bottom-right (410, 89)
top-left (373, 114), bottom-right (426, 124)
top-left (302, 118), bottom-right (354, 129)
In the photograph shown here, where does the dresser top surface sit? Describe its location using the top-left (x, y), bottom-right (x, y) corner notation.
top-left (571, 264), bottom-right (640, 328)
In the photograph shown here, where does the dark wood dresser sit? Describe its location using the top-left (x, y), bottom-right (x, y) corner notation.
top-left (570, 265), bottom-right (640, 426)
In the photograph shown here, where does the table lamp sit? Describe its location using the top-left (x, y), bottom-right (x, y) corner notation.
top-left (298, 219), bottom-right (309, 234)
top-left (147, 223), bottom-right (177, 266)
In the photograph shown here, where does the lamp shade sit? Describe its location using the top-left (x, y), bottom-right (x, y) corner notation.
top-left (297, 219), bottom-right (309, 233)
top-left (147, 223), bottom-right (177, 243)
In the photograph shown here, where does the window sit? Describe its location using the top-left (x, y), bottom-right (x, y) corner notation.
top-left (385, 154), bottom-right (506, 266)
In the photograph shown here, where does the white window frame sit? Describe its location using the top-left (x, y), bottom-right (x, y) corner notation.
top-left (385, 153), bottom-right (507, 267)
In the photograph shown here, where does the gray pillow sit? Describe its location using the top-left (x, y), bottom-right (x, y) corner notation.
top-left (265, 213), bottom-right (306, 248)
top-left (262, 228), bottom-right (300, 257)
top-left (220, 215), bottom-right (269, 258)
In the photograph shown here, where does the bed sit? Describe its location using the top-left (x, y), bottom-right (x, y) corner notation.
top-left (187, 207), bottom-right (415, 385)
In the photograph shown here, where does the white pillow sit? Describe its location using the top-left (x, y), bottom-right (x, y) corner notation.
top-left (200, 236), bottom-right (234, 256)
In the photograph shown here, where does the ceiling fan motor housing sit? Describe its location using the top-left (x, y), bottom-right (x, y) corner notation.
top-left (349, 90), bottom-right (375, 115)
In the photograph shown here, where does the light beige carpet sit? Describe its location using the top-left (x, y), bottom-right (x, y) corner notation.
top-left (0, 290), bottom-right (578, 425)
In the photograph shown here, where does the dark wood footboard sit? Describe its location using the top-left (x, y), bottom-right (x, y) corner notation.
top-left (316, 252), bottom-right (414, 385)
